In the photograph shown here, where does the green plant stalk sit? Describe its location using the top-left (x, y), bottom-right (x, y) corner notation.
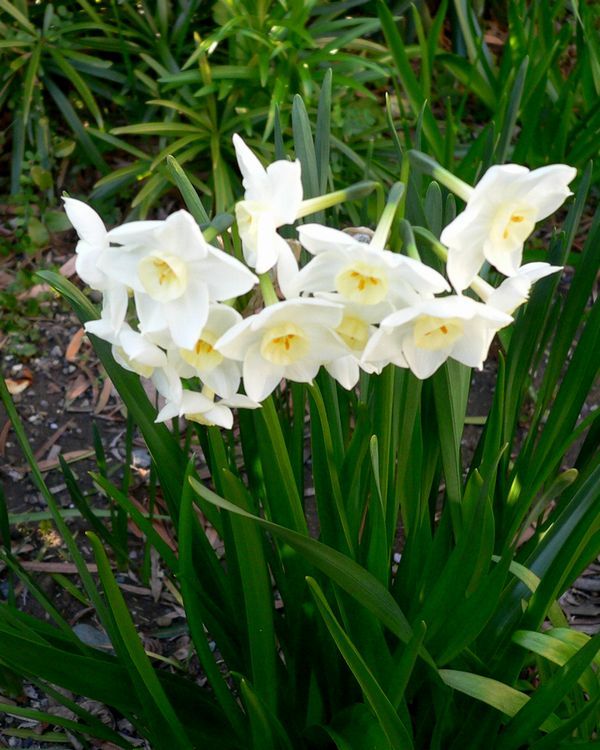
top-left (258, 397), bottom-right (308, 535)
top-left (408, 150), bottom-right (474, 202)
top-left (371, 182), bottom-right (405, 251)
top-left (87, 531), bottom-right (193, 748)
top-left (296, 180), bottom-right (379, 219)
top-left (308, 383), bottom-right (355, 557)
top-left (259, 273), bottom-right (279, 306)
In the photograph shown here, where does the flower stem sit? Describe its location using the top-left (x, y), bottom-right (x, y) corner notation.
top-left (259, 273), bottom-right (278, 306)
top-left (371, 182), bottom-right (405, 251)
top-left (412, 226), bottom-right (448, 262)
top-left (398, 219), bottom-right (420, 261)
top-left (408, 150), bottom-right (474, 203)
top-left (412, 226), bottom-right (494, 299)
top-left (296, 180), bottom-right (378, 219)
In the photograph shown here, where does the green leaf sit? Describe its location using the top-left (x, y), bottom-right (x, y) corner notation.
top-left (315, 68), bottom-right (332, 195)
top-left (188, 477), bottom-right (430, 660)
top-left (0, 0), bottom-right (36, 33)
top-left (0, 702), bottom-right (133, 748)
top-left (511, 630), bottom-right (598, 695)
top-left (497, 632), bottom-right (600, 749)
top-left (220, 470), bottom-right (278, 711)
top-left (528, 697), bottom-right (600, 750)
top-left (44, 78), bottom-right (107, 173)
top-left (240, 678), bottom-right (293, 750)
top-left (166, 154), bottom-right (211, 224)
top-left (377, 1), bottom-right (444, 160)
top-left (36, 271), bottom-right (187, 520)
top-left (308, 578), bottom-right (414, 749)
top-left (439, 670), bottom-right (562, 732)
top-left (87, 532), bottom-right (192, 748)
top-left (21, 43), bottom-right (41, 126)
top-left (48, 48), bottom-right (104, 128)
top-left (432, 360), bottom-right (470, 532)
top-left (495, 56), bottom-right (528, 164)
top-left (111, 122), bottom-right (202, 136)
top-left (0, 618), bottom-right (232, 748)
top-left (292, 94), bottom-right (320, 205)
top-left (178, 466), bottom-right (246, 736)
top-left (325, 703), bottom-right (393, 750)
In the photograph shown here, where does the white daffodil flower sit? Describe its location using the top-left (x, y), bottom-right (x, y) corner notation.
top-left (363, 296), bottom-right (512, 379)
top-left (164, 303), bottom-right (243, 399)
top-left (441, 164), bottom-right (576, 292)
top-left (484, 262), bottom-right (562, 315)
top-left (233, 134), bottom-right (303, 274)
top-left (63, 197), bottom-right (111, 291)
top-left (289, 224), bottom-right (450, 308)
top-left (152, 367), bottom-right (258, 429)
top-left (85, 319), bottom-right (167, 379)
top-left (316, 295), bottom-right (388, 389)
top-left (215, 298), bottom-right (347, 402)
top-left (99, 210), bottom-right (257, 350)
top-left (63, 197), bottom-right (129, 334)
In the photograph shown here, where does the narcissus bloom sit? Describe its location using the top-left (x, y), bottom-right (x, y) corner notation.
top-left (165, 303), bottom-right (243, 399)
top-left (63, 197), bottom-right (128, 333)
top-left (233, 134), bottom-right (303, 274)
top-left (216, 298), bottom-right (347, 402)
top-left (289, 224), bottom-right (449, 307)
top-left (441, 164), bottom-right (576, 292)
top-left (152, 367), bottom-right (258, 428)
top-left (363, 296), bottom-right (512, 379)
top-left (100, 210), bottom-right (257, 350)
top-left (319, 296), bottom-right (388, 389)
top-left (85, 320), bottom-right (167, 379)
top-left (484, 262), bottom-right (562, 314)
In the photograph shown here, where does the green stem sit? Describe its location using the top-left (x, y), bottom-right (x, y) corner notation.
top-left (399, 219), bottom-right (421, 260)
top-left (408, 150), bottom-right (474, 203)
top-left (371, 182), bottom-right (405, 251)
top-left (260, 397), bottom-right (308, 535)
top-left (296, 180), bottom-right (378, 219)
top-left (259, 273), bottom-right (278, 306)
top-left (308, 384), bottom-right (355, 557)
top-left (412, 226), bottom-right (494, 300)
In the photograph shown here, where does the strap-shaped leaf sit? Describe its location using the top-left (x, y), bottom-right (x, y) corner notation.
top-left (36, 271), bottom-right (187, 520)
top-left (308, 578), bottom-right (414, 749)
top-left (188, 477), bottom-right (430, 661)
top-left (440, 670), bottom-right (562, 733)
top-left (497, 631), bottom-right (600, 749)
top-left (87, 532), bottom-right (192, 748)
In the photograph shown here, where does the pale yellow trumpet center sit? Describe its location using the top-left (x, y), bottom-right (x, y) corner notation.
top-left (335, 262), bottom-right (388, 305)
top-left (413, 315), bottom-right (463, 351)
top-left (336, 315), bottom-right (369, 351)
top-left (180, 330), bottom-right (223, 372)
top-left (260, 323), bottom-right (309, 365)
top-left (138, 253), bottom-right (188, 301)
top-left (492, 206), bottom-right (535, 248)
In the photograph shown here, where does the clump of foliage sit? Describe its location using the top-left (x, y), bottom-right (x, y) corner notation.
top-left (1, 80), bottom-right (599, 747)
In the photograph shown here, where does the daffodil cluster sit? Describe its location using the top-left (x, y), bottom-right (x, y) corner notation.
top-left (64, 136), bottom-right (575, 428)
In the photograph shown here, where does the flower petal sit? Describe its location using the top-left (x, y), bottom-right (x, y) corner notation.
top-left (233, 134), bottom-right (269, 199)
top-left (203, 247), bottom-right (258, 299)
top-left (164, 277), bottom-right (210, 349)
top-left (402, 335), bottom-right (450, 379)
top-left (243, 343), bottom-right (284, 402)
top-left (298, 224), bottom-right (359, 255)
top-left (63, 198), bottom-right (106, 246)
top-left (266, 159), bottom-right (303, 225)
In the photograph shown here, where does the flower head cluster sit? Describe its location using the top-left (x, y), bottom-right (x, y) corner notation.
top-left (65, 137), bottom-right (573, 428)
